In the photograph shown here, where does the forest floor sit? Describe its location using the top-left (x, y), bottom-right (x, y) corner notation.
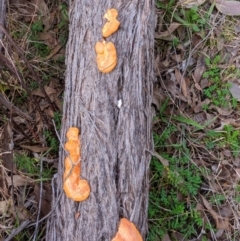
top-left (1, 0), bottom-right (240, 241)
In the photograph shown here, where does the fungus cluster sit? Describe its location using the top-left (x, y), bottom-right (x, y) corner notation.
top-left (95, 41), bottom-right (117, 73)
top-left (95, 8), bottom-right (120, 73)
top-left (102, 8), bottom-right (120, 38)
top-left (63, 127), bottom-right (90, 202)
top-left (111, 218), bottom-right (143, 241)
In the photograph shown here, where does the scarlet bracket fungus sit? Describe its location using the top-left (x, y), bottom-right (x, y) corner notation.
top-left (102, 8), bottom-right (120, 38)
top-left (63, 127), bottom-right (90, 202)
top-left (95, 40), bottom-right (117, 73)
top-left (111, 218), bottom-right (143, 241)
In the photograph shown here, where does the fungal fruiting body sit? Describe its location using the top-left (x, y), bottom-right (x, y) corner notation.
top-left (95, 41), bottom-right (117, 73)
top-left (63, 127), bottom-right (90, 202)
top-left (102, 8), bottom-right (120, 38)
top-left (111, 218), bottom-right (143, 241)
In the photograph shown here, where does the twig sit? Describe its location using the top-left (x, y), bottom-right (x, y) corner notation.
top-left (0, 93), bottom-right (33, 121)
top-left (32, 154), bottom-right (43, 241)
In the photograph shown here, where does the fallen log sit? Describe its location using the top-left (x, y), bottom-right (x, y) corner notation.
top-left (46, 0), bottom-right (154, 240)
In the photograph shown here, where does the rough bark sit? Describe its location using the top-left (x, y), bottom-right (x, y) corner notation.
top-left (46, 0), bottom-right (154, 240)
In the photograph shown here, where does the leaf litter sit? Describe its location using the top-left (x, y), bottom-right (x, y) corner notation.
top-left (151, 0), bottom-right (240, 240)
top-left (2, 0), bottom-right (240, 240)
top-left (0, 0), bottom-right (66, 239)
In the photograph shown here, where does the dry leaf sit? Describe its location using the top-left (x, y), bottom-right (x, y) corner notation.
top-left (209, 105), bottom-right (233, 116)
top-left (53, 93), bottom-right (63, 112)
top-left (20, 145), bottom-right (49, 153)
top-left (193, 56), bottom-right (205, 83)
top-left (219, 204), bottom-right (233, 218)
top-left (32, 86), bottom-right (56, 98)
top-left (6, 175), bottom-right (32, 187)
top-left (175, 68), bottom-right (182, 84)
top-left (162, 233), bottom-right (172, 241)
top-left (201, 195), bottom-right (230, 230)
top-left (193, 99), bottom-right (210, 113)
top-left (235, 168), bottom-right (240, 181)
top-left (9, 205), bottom-right (30, 220)
top-left (152, 151), bottom-right (169, 167)
top-left (2, 123), bottom-right (16, 172)
top-left (34, 183), bottom-right (52, 216)
top-left (44, 44), bottom-right (62, 60)
top-left (215, 0), bottom-right (240, 16)
top-left (0, 199), bottom-right (12, 215)
top-left (181, 78), bottom-right (188, 98)
top-left (180, 0), bottom-right (207, 8)
top-left (155, 22), bottom-right (180, 40)
top-left (31, 0), bottom-right (49, 16)
top-left (228, 81), bottom-right (240, 100)
top-left (234, 21), bottom-right (240, 33)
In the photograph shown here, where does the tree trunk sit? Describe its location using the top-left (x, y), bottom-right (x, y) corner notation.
top-left (46, 0), bottom-right (154, 240)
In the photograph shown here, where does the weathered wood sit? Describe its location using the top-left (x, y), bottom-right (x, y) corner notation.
top-left (46, 0), bottom-right (154, 240)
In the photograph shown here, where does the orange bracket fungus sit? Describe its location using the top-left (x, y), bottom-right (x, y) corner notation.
top-left (63, 127), bottom-right (90, 202)
top-left (111, 218), bottom-right (143, 241)
top-left (102, 8), bottom-right (120, 38)
top-left (95, 40), bottom-right (117, 73)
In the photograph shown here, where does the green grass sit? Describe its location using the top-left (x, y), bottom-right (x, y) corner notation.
top-left (204, 125), bottom-right (240, 157)
top-left (148, 147), bottom-right (203, 239)
top-left (148, 99), bottom-right (204, 240)
top-left (203, 54), bottom-right (238, 108)
top-left (14, 153), bottom-right (53, 179)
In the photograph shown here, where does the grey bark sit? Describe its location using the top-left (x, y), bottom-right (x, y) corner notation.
top-left (46, 0), bottom-right (154, 240)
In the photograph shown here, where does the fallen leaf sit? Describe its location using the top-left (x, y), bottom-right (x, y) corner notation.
top-left (193, 56), bottom-right (205, 83)
top-left (2, 123), bottom-right (16, 172)
top-left (219, 204), bottom-right (233, 218)
top-left (215, 0), bottom-right (240, 16)
top-left (20, 145), bottom-right (49, 153)
top-left (6, 175), bottom-right (32, 187)
top-left (201, 195), bottom-right (229, 230)
top-left (53, 93), bottom-right (63, 112)
top-left (193, 99), bottom-right (210, 113)
top-left (209, 105), bottom-right (233, 116)
top-left (152, 151), bottom-right (169, 167)
top-left (180, 0), bottom-right (207, 8)
top-left (180, 77), bottom-right (188, 98)
top-left (235, 168), bottom-right (240, 181)
top-left (44, 44), bottom-right (62, 60)
top-left (0, 199), bottom-right (12, 215)
top-left (31, 0), bottom-right (49, 16)
top-left (155, 22), bottom-right (180, 40)
top-left (32, 86), bottom-right (57, 98)
top-left (234, 21), bottom-right (240, 33)
top-left (9, 205), bottom-right (30, 220)
top-left (34, 183), bottom-right (52, 216)
top-left (228, 81), bottom-right (240, 100)
top-left (162, 233), bottom-right (172, 241)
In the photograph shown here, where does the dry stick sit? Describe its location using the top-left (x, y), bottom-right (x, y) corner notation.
top-left (0, 0), bottom-right (6, 52)
top-left (0, 93), bottom-right (33, 121)
top-left (4, 220), bottom-right (31, 241)
top-left (33, 154), bottom-right (43, 241)
top-left (0, 24), bottom-right (56, 112)
top-left (0, 48), bottom-right (22, 84)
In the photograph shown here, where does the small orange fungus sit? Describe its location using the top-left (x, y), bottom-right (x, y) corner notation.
top-left (63, 127), bottom-right (90, 202)
top-left (95, 41), bottom-right (117, 73)
top-left (111, 218), bottom-right (143, 241)
top-left (102, 8), bottom-right (120, 38)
